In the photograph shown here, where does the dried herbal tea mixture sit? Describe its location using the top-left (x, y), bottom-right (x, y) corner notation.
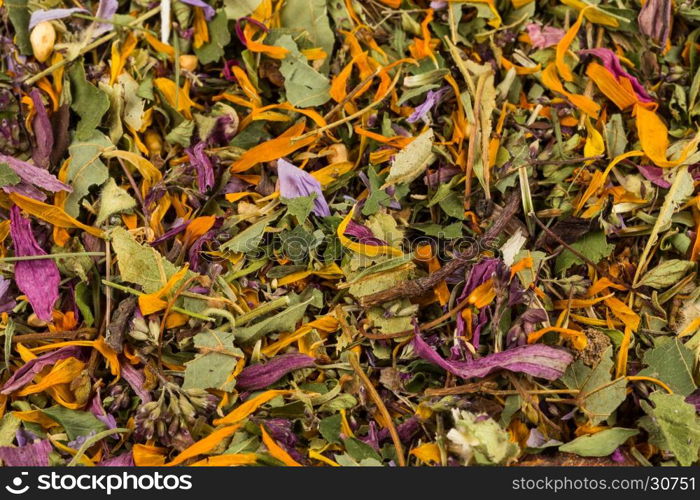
top-left (0, 0), bottom-right (700, 468)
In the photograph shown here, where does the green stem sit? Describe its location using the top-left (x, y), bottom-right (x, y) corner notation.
top-left (0, 252), bottom-right (105, 262)
top-left (235, 296), bottom-right (290, 326)
top-left (72, 13), bottom-right (157, 34)
top-left (101, 280), bottom-right (213, 321)
top-left (24, 5), bottom-right (162, 85)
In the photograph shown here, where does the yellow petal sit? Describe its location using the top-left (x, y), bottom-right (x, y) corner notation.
top-left (213, 390), bottom-right (291, 425)
top-left (165, 424), bottom-right (241, 466)
top-left (337, 207), bottom-right (403, 258)
top-left (410, 443), bottom-right (441, 464)
top-left (635, 104), bottom-right (700, 167)
top-left (260, 425), bottom-right (301, 466)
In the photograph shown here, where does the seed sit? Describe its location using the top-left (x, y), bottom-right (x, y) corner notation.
top-left (30, 22), bottom-right (56, 63)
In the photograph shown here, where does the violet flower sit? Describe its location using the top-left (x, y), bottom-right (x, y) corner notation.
top-left (412, 329), bottom-right (573, 381)
top-left (186, 142), bottom-right (215, 193)
top-left (407, 88), bottom-right (449, 124)
top-left (579, 48), bottom-right (653, 103)
top-left (0, 439), bottom-right (53, 466)
top-left (9, 206), bottom-right (61, 322)
top-left (1, 346), bottom-right (85, 394)
top-left (236, 353), bottom-right (315, 391)
top-left (276, 159), bottom-right (330, 217)
top-left (526, 23), bottom-right (565, 49)
top-left (29, 89), bottom-right (53, 169)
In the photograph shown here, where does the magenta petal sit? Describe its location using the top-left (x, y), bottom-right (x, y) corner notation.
top-left (1, 346), bottom-right (85, 394)
top-left (99, 451), bottom-right (135, 466)
top-left (277, 159), bottom-right (330, 217)
top-left (9, 206), bottom-right (60, 322)
top-left (29, 89), bottom-right (53, 169)
top-left (344, 220), bottom-right (387, 246)
top-left (412, 331), bottom-right (572, 381)
top-left (0, 439), bottom-right (53, 466)
top-left (0, 153), bottom-right (71, 194)
top-left (121, 363), bottom-right (153, 403)
top-left (526, 23), bottom-right (565, 49)
top-left (637, 164), bottom-right (671, 188)
top-left (237, 353), bottom-right (315, 390)
top-left (186, 141), bottom-right (215, 193)
top-left (579, 48), bottom-right (653, 103)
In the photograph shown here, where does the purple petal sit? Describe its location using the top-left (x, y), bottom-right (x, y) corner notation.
top-left (178, 0), bottom-right (215, 20)
top-left (579, 48), bottom-right (653, 103)
top-left (121, 363), bottom-right (152, 403)
top-left (526, 23), bottom-right (565, 49)
top-left (277, 159), bottom-right (330, 217)
top-left (149, 219), bottom-right (190, 246)
top-left (9, 206), bottom-right (61, 322)
top-left (456, 258), bottom-right (501, 344)
top-left (188, 218), bottom-right (222, 272)
top-left (186, 141), bottom-right (215, 193)
top-left (407, 88), bottom-right (449, 124)
top-left (99, 451), bottom-right (135, 466)
top-left (686, 389), bottom-right (700, 413)
top-left (0, 153), bottom-right (71, 194)
top-left (412, 330), bottom-right (573, 381)
top-left (0, 439), bottom-right (53, 466)
top-left (344, 220), bottom-right (386, 246)
top-left (89, 389), bottom-right (118, 429)
top-left (93, 0), bottom-right (119, 36)
top-left (638, 0), bottom-right (671, 46)
top-left (637, 164), bottom-right (671, 188)
top-left (29, 89), bottom-right (53, 169)
top-left (1, 346), bottom-right (85, 394)
top-left (29, 8), bottom-right (88, 29)
top-left (237, 353), bottom-right (315, 391)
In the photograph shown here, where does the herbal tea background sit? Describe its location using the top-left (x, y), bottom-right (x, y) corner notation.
top-left (0, 0), bottom-right (699, 467)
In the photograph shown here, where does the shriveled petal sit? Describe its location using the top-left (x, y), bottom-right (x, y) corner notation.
top-left (412, 330), bottom-right (572, 381)
top-left (237, 353), bottom-right (315, 391)
top-left (9, 206), bottom-right (61, 321)
top-left (0, 154), bottom-right (71, 194)
top-left (1, 346), bottom-right (85, 394)
top-left (29, 89), bottom-right (53, 169)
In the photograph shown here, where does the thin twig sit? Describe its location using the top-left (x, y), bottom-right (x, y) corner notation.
top-left (529, 211), bottom-right (606, 276)
top-left (348, 351), bottom-right (406, 467)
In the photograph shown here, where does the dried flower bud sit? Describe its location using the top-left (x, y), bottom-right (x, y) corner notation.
top-left (30, 22), bottom-right (56, 63)
top-left (179, 55), bottom-right (198, 71)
